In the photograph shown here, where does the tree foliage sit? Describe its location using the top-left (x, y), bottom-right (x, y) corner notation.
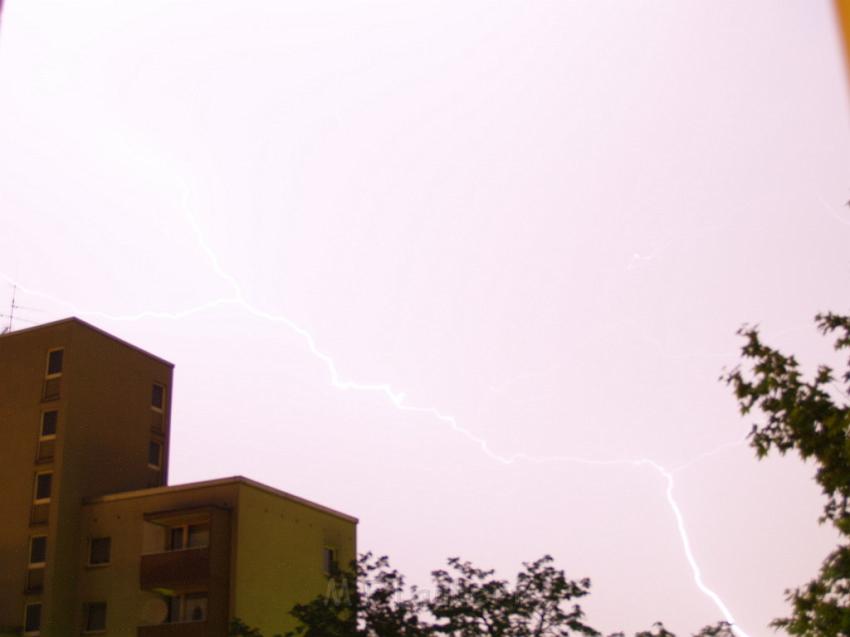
top-left (427, 555), bottom-right (597, 637)
top-left (724, 312), bottom-right (850, 635)
top-left (230, 553), bottom-right (729, 637)
top-left (277, 553), bottom-right (598, 637)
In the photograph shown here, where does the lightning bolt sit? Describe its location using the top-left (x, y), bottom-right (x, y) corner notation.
top-left (641, 459), bottom-right (747, 634)
top-left (0, 189), bottom-right (752, 637)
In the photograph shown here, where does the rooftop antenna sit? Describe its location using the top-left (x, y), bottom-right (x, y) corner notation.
top-left (8, 283), bottom-right (16, 331)
top-left (0, 284), bottom-right (41, 334)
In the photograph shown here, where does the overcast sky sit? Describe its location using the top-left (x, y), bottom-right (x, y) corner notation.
top-left (2, 1), bottom-right (849, 634)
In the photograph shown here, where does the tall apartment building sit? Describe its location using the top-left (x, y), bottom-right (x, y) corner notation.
top-left (0, 318), bottom-right (357, 637)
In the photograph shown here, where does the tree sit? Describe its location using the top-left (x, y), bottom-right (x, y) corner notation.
top-left (229, 553), bottom-right (729, 637)
top-left (278, 553), bottom-right (596, 637)
top-left (427, 555), bottom-right (597, 637)
top-left (279, 553), bottom-right (431, 637)
top-left (724, 312), bottom-right (850, 635)
top-left (230, 618), bottom-right (273, 637)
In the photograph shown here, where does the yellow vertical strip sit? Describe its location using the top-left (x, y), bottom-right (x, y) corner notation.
top-left (836, 0), bottom-right (850, 91)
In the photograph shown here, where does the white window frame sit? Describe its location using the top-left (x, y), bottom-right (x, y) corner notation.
top-left (28, 536), bottom-right (47, 569)
top-left (147, 440), bottom-right (163, 470)
top-left (45, 348), bottom-right (64, 379)
top-left (39, 411), bottom-right (58, 441)
top-left (23, 602), bottom-right (42, 636)
top-left (33, 472), bottom-right (52, 505)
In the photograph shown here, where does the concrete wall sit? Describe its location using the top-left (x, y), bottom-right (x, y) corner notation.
top-left (0, 318), bottom-right (173, 636)
top-left (232, 482), bottom-right (357, 636)
top-left (80, 482), bottom-right (239, 637)
top-left (0, 320), bottom-right (70, 632)
top-left (0, 318), bottom-right (358, 637)
top-left (79, 479), bottom-right (357, 637)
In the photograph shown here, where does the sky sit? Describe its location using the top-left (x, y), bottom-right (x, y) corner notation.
top-left (1, 1), bottom-right (849, 634)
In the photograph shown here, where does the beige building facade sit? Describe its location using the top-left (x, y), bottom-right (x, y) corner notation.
top-left (0, 318), bottom-right (356, 637)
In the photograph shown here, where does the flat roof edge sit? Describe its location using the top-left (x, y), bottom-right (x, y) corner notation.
top-left (0, 317), bottom-right (174, 367)
top-left (84, 476), bottom-right (359, 524)
top-left (238, 476), bottom-right (359, 524)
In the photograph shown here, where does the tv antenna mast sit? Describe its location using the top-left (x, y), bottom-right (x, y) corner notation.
top-left (1, 284), bottom-right (41, 334)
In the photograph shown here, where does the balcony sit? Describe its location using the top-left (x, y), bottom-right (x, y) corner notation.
top-left (140, 547), bottom-right (210, 590)
top-left (138, 621), bottom-right (209, 637)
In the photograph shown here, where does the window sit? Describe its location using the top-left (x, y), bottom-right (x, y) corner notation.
top-left (168, 526), bottom-right (184, 551)
top-left (323, 547), bottom-right (338, 575)
top-left (167, 523), bottom-right (209, 551)
top-left (40, 411), bottom-right (58, 439)
top-left (24, 603), bottom-right (41, 635)
top-left (166, 595), bottom-right (181, 623)
top-left (187, 524), bottom-right (209, 548)
top-left (46, 349), bottom-right (63, 377)
top-left (88, 538), bottom-right (111, 566)
top-left (83, 602), bottom-right (107, 632)
top-left (34, 472), bottom-right (52, 503)
top-left (184, 593), bottom-right (207, 622)
top-left (151, 383), bottom-right (164, 410)
top-left (29, 536), bottom-right (47, 567)
top-left (148, 441), bottom-right (162, 469)
top-left (164, 593), bottom-right (207, 623)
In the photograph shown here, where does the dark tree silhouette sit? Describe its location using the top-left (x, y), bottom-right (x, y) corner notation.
top-left (426, 555), bottom-right (597, 637)
top-left (231, 553), bottom-right (729, 637)
top-left (725, 312), bottom-right (850, 635)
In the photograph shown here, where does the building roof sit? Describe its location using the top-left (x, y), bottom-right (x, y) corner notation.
top-left (83, 475), bottom-right (359, 524)
top-left (0, 316), bottom-right (174, 367)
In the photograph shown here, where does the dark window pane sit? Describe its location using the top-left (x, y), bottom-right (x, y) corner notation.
top-left (169, 527), bottom-right (184, 551)
top-left (85, 603), bottom-right (106, 632)
top-left (323, 547), bottom-right (338, 575)
top-left (187, 524), bottom-right (209, 548)
top-left (30, 537), bottom-right (47, 564)
top-left (148, 441), bottom-right (161, 468)
top-left (35, 473), bottom-right (52, 501)
top-left (185, 594), bottom-right (207, 622)
top-left (89, 537), bottom-right (111, 565)
top-left (151, 384), bottom-right (164, 409)
top-left (166, 596), bottom-right (181, 623)
top-left (24, 603), bottom-right (41, 632)
top-left (41, 411), bottom-right (58, 437)
top-left (46, 350), bottom-right (63, 375)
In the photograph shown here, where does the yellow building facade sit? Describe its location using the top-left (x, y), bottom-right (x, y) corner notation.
top-left (0, 318), bottom-right (357, 637)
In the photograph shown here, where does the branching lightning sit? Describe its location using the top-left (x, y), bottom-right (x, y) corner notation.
top-left (0, 190), bottom-right (753, 637)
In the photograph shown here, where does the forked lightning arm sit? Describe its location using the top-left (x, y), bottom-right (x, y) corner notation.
top-left (0, 192), bottom-right (752, 636)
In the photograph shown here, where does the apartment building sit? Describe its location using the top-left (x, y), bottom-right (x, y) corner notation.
top-left (0, 318), bottom-right (357, 637)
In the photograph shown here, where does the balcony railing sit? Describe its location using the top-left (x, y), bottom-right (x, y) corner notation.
top-left (140, 547), bottom-right (210, 590)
